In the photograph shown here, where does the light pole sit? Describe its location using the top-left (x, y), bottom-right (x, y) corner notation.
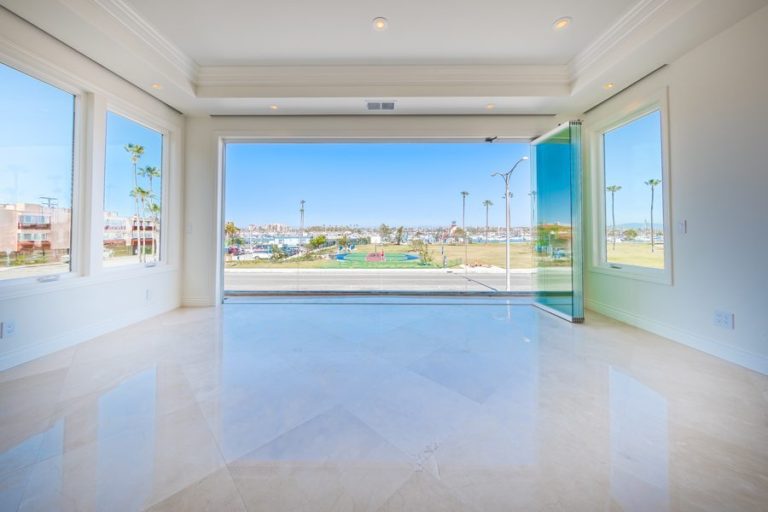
top-left (528, 191), bottom-right (536, 242)
top-left (492, 156), bottom-right (528, 291)
top-left (299, 200), bottom-right (305, 256)
top-left (460, 191), bottom-right (469, 270)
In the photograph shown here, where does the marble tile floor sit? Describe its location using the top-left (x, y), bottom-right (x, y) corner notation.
top-left (0, 299), bottom-right (766, 512)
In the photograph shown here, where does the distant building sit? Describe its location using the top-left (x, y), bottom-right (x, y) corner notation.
top-left (0, 203), bottom-right (71, 259)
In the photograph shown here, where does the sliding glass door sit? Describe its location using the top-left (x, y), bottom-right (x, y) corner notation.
top-left (530, 122), bottom-right (584, 322)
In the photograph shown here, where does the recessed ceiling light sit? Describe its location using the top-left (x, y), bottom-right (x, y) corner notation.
top-left (150, 83), bottom-right (162, 90)
top-left (553, 17), bottom-right (572, 30)
top-left (603, 82), bottom-right (615, 90)
top-left (269, 105), bottom-right (279, 110)
top-left (372, 17), bottom-right (388, 31)
top-left (485, 103), bottom-right (496, 110)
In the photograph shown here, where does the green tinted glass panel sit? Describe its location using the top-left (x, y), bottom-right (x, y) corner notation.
top-left (531, 122), bottom-right (583, 321)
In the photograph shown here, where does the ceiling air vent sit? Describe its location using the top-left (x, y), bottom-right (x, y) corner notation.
top-left (366, 101), bottom-right (396, 111)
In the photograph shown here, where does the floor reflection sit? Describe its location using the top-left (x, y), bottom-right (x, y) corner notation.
top-left (610, 367), bottom-right (669, 512)
top-left (0, 300), bottom-right (766, 511)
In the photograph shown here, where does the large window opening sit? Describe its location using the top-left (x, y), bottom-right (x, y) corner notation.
top-left (223, 142), bottom-right (533, 294)
top-left (103, 111), bottom-right (164, 267)
top-left (590, 91), bottom-right (671, 283)
top-left (603, 110), bottom-right (665, 270)
top-left (0, 63), bottom-right (76, 281)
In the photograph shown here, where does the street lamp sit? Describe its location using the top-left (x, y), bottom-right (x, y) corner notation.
top-left (460, 191), bottom-right (469, 271)
top-left (299, 200), bottom-right (305, 256)
top-left (492, 156), bottom-right (528, 292)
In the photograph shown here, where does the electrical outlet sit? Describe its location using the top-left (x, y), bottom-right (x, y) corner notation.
top-left (714, 310), bottom-right (735, 330)
top-left (145, 289), bottom-right (152, 302)
top-left (0, 321), bottom-right (16, 339)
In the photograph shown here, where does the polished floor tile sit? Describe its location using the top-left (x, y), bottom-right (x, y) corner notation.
top-left (1, 299), bottom-right (767, 511)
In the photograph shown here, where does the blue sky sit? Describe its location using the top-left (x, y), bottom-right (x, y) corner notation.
top-left (1, 63), bottom-right (163, 216)
top-left (104, 112), bottom-right (163, 217)
top-left (0, 63), bottom-right (74, 207)
top-left (226, 142), bottom-right (533, 228)
top-left (603, 110), bottom-right (664, 226)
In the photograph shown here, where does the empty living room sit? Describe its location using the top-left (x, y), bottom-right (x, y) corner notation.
top-left (0, 1), bottom-right (767, 511)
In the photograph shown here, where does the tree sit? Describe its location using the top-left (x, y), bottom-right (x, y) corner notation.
top-left (124, 144), bottom-right (145, 260)
top-left (338, 234), bottom-right (349, 250)
top-left (148, 202), bottom-right (161, 258)
top-left (270, 244), bottom-right (286, 260)
top-left (224, 221), bottom-right (238, 246)
top-left (309, 235), bottom-right (327, 250)
top-left (482, 200), bottom-right (493, 244)
top-left (139, 165), bottom-right (161, 259)
top-left (378, 224), bottom-right (392, 241)
top-left (622, 228), bottom-right (638, 241)
top-left (130, 186), bottom-right (150, 259)
top-left (418, 242), bottom-right (433, 265)
top-left (453, 227), bottom-right (466, 241)
top-left (394, 226), bottom-right (404, 245)
top-left (644, 179), bottom-right (662, 252)
top-left (606, 185), bottom-right (622, 250)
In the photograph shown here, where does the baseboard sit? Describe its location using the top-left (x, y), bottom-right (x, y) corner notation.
top-left (585, 298), bottom-right (768, 375)
top-left (0, 300), bottom-right (179, 372)
top-left (182, 296), bottom-right (214, 307)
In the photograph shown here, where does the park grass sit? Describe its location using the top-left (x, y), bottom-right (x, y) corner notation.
top-left (225, 242), bottom-right (535, 270)
top-left (606, 242), bottom-right (665, 269)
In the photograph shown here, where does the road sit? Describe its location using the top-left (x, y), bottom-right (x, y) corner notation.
top-left (225, 269), bottom-right (534, 292)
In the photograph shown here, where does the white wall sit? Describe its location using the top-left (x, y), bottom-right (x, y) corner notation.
top-left (182, 115), bottom-right (556, 306)
top-left (583, 6), bottom-right (768, 374)
top-left (0, 10), bottom-right (184, 370)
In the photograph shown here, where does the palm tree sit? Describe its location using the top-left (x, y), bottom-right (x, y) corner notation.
top-left (130, 186), bottom-right (150, 261)
top-left (124, 144), bottom-right (145, 258)
top-left (224, 221), bottom-right (238, 246)
top-left (224, 221), bottom-right (238, 260)
top-left (148, 201), bottom-right (161, 260)
top-left (482, 200), bottom-right (493, 244)
top-left (139, 166), bottom-right (161, 257)
top-left (644, 179), bottom-right (662, 252)
top-left (460, 191), bottom-right (469, 242)
top-left (606, 185), bottom-right (622, 250)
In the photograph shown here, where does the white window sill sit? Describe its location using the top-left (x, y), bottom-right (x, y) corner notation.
top-left (589, 263), bottom-right (672, 285)
top-left (0, 263), bottom-right (178, 301)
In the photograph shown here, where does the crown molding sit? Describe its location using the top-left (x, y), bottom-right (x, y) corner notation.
top-left (569, 0), bottom-right (698, 81)
top-left (196, 64), bottom-right (572, 98)
top-left (92, 0), bottom-right (198, 83)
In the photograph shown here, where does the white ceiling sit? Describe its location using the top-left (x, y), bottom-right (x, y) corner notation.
top-left (2, 0), bottom-right (767, 117)
top-left (124, 0), bottom-right (636, 66)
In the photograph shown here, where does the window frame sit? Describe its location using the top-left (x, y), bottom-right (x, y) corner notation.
top-left (101, 102), bottom-right (171, 271)
top-left (588, 88), bottom-right (672, 284)
top-left (0, 58), bottom-right (86, 287)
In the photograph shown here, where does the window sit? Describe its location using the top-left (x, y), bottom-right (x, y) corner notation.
top-left (593, 93), bottom-right (670, 281)
top-left (103, 112), bottom-right (163, 266)
top-left (0, 63), bottom-right (75, 281)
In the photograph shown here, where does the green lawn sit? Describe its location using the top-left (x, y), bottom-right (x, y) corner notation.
top-left (606, 242), bottom-right (665, 269)
top-left (225, 242), bottom-right (534, 270)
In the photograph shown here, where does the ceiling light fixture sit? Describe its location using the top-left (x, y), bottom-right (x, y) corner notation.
top-left (372, 17), bottom-right (388, 31)
top-left (485, 103), bottom-right (496, 110)
top-left (269, 105), bottom-right (279, 110)
top-left (150, 83), bottom-right (162, 90)
top-left (552, 17), bottom-right (572, 30)
top-left (603, 82), bottom-right (615, 90)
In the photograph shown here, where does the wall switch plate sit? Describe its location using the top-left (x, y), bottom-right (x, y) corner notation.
top-left (714, 310), bottom-right (735, 330)
top-left (677, 220), bottom-right (687, 234)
